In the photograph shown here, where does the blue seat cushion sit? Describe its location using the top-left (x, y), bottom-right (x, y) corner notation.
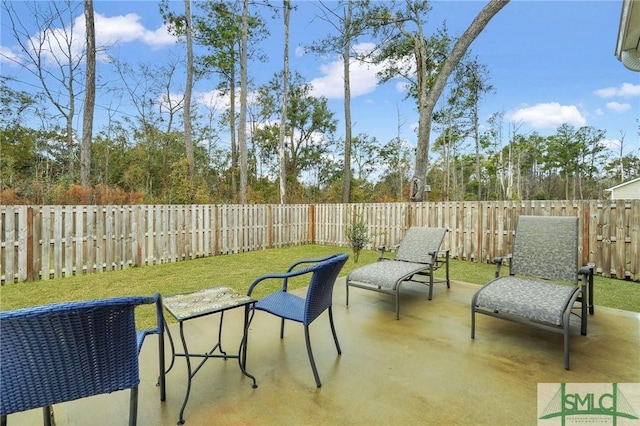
top-left (474, 277), bottom-right (579, 326)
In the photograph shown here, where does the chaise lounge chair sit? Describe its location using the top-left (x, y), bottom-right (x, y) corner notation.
top-left (346, 227), bottom-right (450, 319)
top-left (471, 215), bottom-right (594, 369)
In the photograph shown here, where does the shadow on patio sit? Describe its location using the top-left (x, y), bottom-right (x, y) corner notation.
top-left (8, 279), bottom-right (640, 425)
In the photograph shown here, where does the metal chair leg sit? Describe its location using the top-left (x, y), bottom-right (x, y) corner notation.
top-left (304, 325), bottom-right (322, 388)
top-left (158, 327), bottom-right (166, 401)
top-left (43, 406), bottom-right (53, 426)
top-left (328, 307), bottom-right (341, 354)
top-left (129, 387), bottom-right (138, 426)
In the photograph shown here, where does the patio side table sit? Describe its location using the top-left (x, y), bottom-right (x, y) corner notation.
top-left (162, 286), bottom-right (258, 425)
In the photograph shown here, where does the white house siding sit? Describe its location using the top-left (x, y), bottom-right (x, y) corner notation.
top-left (608, 178), bottom-right (640, 200)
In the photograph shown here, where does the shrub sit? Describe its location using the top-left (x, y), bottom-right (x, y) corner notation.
top-left (345, 214), bottom-right (371, 263)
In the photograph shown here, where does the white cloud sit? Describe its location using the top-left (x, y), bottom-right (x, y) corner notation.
top-left (0, 46), bottom-right (21, 66)
top-left (395, 81), bottom-right (409, 93)
top-left (601, 138), bottom-right (622, 150)
top-left (94, 13), bottom-right (176, 49)
top-left (295, 45), bottom-right (305, 58)
top-left (307, 42), bottom-right (412, 100)
top-left (7, 11), bottom-right (177, 68)
top-left (195, 88), bottom-right (260, 111)
top-left (505, 102), bottom-right (587, 129)
top-left (308, 57), bottom-right (382, 99)
top-left (352, 42), bottom-right (376, 55)
top-left (606, 102), bottom-right (631, 113)
top-left (594, 83), bottom-right (640, 98)
top-left (196, 89), bottom-right (231, 110)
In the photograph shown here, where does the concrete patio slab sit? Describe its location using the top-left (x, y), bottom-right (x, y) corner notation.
top-left (6, 279), bottom-right (639, 425)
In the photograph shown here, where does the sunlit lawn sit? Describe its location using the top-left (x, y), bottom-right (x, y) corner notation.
top-left (1, 244), bottom-right (638, 330)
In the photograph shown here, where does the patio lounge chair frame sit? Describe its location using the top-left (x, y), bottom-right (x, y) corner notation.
top-left (471, 215), bottom-right (594, 370)
top-left (346, 227), bottom-right (450, 319)
top-left (0, 295), bottom-right (160, 426)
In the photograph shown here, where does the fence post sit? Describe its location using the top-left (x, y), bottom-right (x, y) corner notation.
top-left (267, 205), bottom-right (273, 248)
top-left (309, 204), bottom-right (315, 244)
top-left (27, 206), bottom-right (34, 282)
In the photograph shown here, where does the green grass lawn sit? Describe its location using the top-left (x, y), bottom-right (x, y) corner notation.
top-left (1, 244), bottom-right (638, 330)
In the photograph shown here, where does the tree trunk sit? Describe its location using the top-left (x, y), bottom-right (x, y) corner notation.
top-left (184, 0), bottom-right (195, 201)
top-left (239, 0), bottom-right (249, 204)
top-left (278, 0), bottom-right (291, 204)
top-left (341, 0), bottom-right (353, 203)
top-left (81, 0), bottom-right (95, 189)
top-left (412, 0), bottom-right (509, 201)
top-left (230, 78), bottom-right (238, 197)
top-left (474, 104), bottom-right (481, 200)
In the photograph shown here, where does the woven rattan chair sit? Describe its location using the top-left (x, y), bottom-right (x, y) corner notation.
top-left (135, 293), bottom-right (166, 401)
top-left (245, 253), bottom-right (349, 388)
top-left (0, 295), bottom-right (159, 426)
top-left (346, 227), bottom-right (450, 319)
top-left (471, 216), bottom-right (594, 369)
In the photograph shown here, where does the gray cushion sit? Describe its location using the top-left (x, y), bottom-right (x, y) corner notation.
top-left (474, 276), bottom-right (578, 326)
top-left (511, 216), bottom-right (578, 283)
top-left (347, 261), bottom-right (428, 290)
top-left (394, 227), bottom-right (446, 264)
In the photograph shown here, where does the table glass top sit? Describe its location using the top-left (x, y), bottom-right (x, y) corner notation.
top-left (163, 286), bottom-right (254, 321)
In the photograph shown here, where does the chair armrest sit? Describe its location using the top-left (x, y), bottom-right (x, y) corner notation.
top-left (578, 262), bottom-right (595, 315)
top-left (150, 293), bottom-right (164, 334)
top-left (377, 246), bottom-right (388, 260)
top-left (494, 254), bottom-right (512, 278)
top-left (378, 244), bottom-right (400, 260)
top-left (247, 267), bottom-right (316, 296)
top-left (579, 262), bottom-right (595, 276)
top-left (286, 254), bottom-right (338, 273)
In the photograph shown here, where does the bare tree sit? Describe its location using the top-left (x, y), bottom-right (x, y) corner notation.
top-left (81, 0), bottom-right (95, 188)
top-left (415, 0), bottom-right (508, 201)
top-left (616, 130), bottom-right (626, 183)
top-left (278, 0), bottom-right (292, 204)
top-left (239, 0), bottom-right (250, 203)
top-left (369, 0), bottom-right (509, 201)
top-left (111, 56), bottom-right (185, 195)
top-left (2, 0), bottom-right (87, 180)
top-left (310, 0), bottom-right (369, 203)
top-left (184, 0), bottom-right (195, 200)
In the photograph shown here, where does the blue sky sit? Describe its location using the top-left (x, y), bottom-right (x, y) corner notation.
top-left (2, 0), bottom-right (639, 163)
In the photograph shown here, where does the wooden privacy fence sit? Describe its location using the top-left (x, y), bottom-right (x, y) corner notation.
top-left (1, 200), bottom-right (639, 284)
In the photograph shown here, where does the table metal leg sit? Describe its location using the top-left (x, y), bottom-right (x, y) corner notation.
top-left (163, 299), bottom-right (258, 424)
top-left (176, 319), bottom-right (226, 424)
top-left (217, 311), bottom-right (227, 358)
top-left (164, 320), bottom-right (178, 375)
top-left (239, 304), bottom-right (258, 388)
top-left (178, 321), bottom-right (191, 425)
top-left (158, 320), bottom-right (166, 401)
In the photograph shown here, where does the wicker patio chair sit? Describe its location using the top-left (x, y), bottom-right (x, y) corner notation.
top-left (0, 295), bottom-right (159, 426)
top-left (245, 253), bottom-right (349, 388)
top-left (346, 227), bottom-right (450, 319)
top-left (471, 215), bottom-right (595, 369)
top-left (135, 293), bottom-right (166, 401)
